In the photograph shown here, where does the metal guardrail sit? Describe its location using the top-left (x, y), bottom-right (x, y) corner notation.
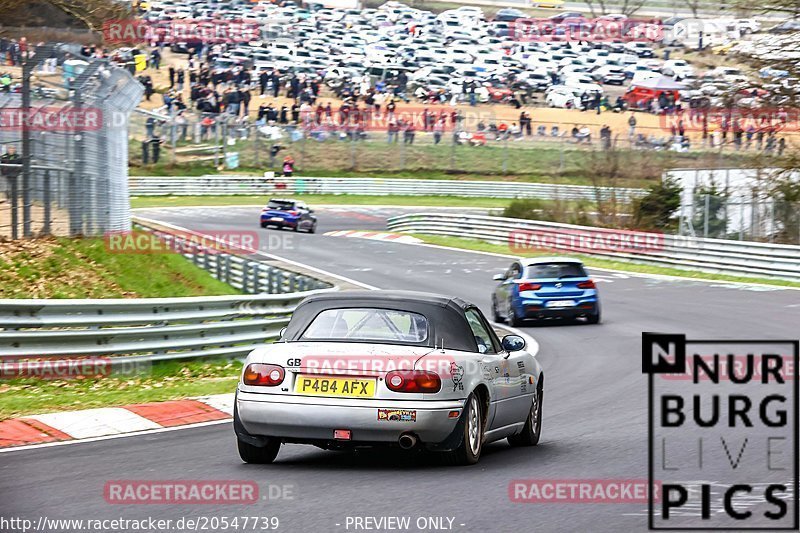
top-left (0, 227), bottom-right (335, 363)
top-left (147, 227), bottom-right (332, 295)
top-left (0, 292), bottom-right (327, 362)
top-left (129, 175), bottom-right (647, 203)
top-left (386, 213), bottom-right (800, 282)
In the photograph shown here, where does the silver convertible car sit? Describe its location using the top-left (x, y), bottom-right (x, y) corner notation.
top-left (234, 291), bottom-right (544, 465)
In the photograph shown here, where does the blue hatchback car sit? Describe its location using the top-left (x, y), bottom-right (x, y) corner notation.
top-left (491, 257), bottom-right (600, 325)
top-left (260, 198), bottom-right (317, 233)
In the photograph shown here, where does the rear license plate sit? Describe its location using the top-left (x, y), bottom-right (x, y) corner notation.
top-left (295, 375), bottom-right (376, 397)
top-left (546, 300), bottom-right (576, 308)
top-left (270, 217), bottom-right (283, 222)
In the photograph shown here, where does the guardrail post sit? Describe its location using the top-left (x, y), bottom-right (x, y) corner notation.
top-left (288, 273), bottom-right (297, 292)
top-left (276, 270), bottom-right (284, 294)
top-left (224, 254), bottom-right (232, 285)
top-left (267, 267), bottom-right (276, 294)
top-left (252, 262), bottom-right (260, 294)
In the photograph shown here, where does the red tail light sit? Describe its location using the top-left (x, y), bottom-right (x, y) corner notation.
top-left (288, 210), bottom-right (299, 216)
top-left (577, 280), bottom-right (596, 289)
top-left (518, 282), bottom-right (542, 291)
top-left (243, 363), bottom-right (285, 386)
top-left (385, 370), bottom-right (441, 393)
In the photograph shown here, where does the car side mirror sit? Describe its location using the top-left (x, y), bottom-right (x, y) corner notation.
top-left (501, 334), bottom-right (526, 352)
top-left (493, 273), bottom-right (506, 281)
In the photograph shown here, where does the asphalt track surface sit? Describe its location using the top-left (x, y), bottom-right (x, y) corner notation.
top-left (2, 205), bottom-right (799, 533)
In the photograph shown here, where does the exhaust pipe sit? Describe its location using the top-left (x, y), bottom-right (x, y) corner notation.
top-left (398, 433), bottom-right (418, 450)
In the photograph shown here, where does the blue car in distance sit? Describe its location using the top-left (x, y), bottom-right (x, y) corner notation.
top-left (491, 257), bottom-right (600, 325)
top-left (260, 198), bottom-right (317, 233)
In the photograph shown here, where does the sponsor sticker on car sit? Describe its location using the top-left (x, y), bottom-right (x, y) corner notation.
top-left (377, 409), bottom-right (417, 422)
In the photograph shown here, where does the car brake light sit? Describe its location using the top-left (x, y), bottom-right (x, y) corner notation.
top-left (385, 370), bottom-right (441, 393)
top-left (243, 363), bottom-right (285, 386)
top-left (288, 210), bottom-right (299, 216)
top-left (577, 280), bottom-right (596, 289)
top-left (518, 282), bottom-right (541, 291)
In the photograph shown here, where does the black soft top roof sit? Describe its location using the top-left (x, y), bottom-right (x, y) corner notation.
top-left (283, 290), bottom-right (481, 352)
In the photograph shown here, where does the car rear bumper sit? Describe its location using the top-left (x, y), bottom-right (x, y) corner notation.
top-left (236, 390), bottom-right (464, 445)
top-left (518, 299), bottom-right (599, 318)
top-left (261, 217), bottom-right (297, 228)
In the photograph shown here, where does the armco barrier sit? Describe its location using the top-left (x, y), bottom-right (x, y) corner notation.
top-left (0, 291), bottom-right (329, 362)
top-left (129, 175), bottom-right (646, 202)
top-left (0, 226), bottom-right (335, 363)
top-left (386, 213), bottom-right (800, 282)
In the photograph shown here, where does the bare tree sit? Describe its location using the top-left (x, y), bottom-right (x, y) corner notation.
top-left (678, 0), bottom-right (705, 17)
top-left (0, 0), bottom-right (130, 32)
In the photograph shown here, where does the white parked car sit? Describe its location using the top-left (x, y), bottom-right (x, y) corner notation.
top-left (661, 59), bottom-right (695, 80)
top-left (563, 75), bottom-right (603, 94)
top-left (545, 85), bottom-right (583, 108)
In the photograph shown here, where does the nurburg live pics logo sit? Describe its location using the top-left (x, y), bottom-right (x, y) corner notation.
top-left (642, 333), bottom-right (799, 530)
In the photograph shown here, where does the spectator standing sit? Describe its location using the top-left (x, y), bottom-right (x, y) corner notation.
top-left (628, 113), bottom-right (637, 139)
top-left (433, 119), bottom-right (444, 144)
top-left (150, 48), bottom-right (161, 70)
top-left (282, 156), bottom-right (295, 177)
top-left (1, 145), bottom-right (22, 206)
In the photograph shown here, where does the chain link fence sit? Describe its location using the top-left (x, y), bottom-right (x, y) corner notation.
top-left (127, 110), bottom-right (783, 180)
top-left (669, 168), bottom-right (800, 244)
top-left (0, 44), bottom-right (142, 239)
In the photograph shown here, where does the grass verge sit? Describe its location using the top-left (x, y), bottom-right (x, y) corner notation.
top-left (0, 237), bottom-right (240, 298)
top-left (0, 359), bottom-right (241, 420)
top-left (410, 234), bottom-right (800, 289)
top-left (131, 194), bottom-right (515, 209)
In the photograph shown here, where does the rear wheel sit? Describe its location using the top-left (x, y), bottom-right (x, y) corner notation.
top-left (308, 221), bottom-right (317, 234)
top-left (586, 310), bottom-right (601, 324)
top-left (491, 297), bottom-right (503, 323)
top-left (440, 393), bottom-right (483, 466)
top-left (237, 437), bottom-right (281, 464)
top-left (260, 222), bottom-right (268, 229)
top-left (508, 384), bottom-right (543, 447)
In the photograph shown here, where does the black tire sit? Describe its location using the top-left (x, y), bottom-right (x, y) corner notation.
top-left (292, 223), bottom-right (299, 232)
top-left (586, 310), bottom-right (601, 324)
top-left (508, 384), bottom-right (543, 447)
top-left (508, 303), bottom-right (524, 327)
top-left (491, 297), bottom-right (503, 323)
top-left (237, 437), bottom-right (281, 464)
top-left (440, 393), bottom-right (484, 466)
top-left (260, 222), bottom-right (268, 229)
top-left (308, 221), bottom-right (317, 234)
